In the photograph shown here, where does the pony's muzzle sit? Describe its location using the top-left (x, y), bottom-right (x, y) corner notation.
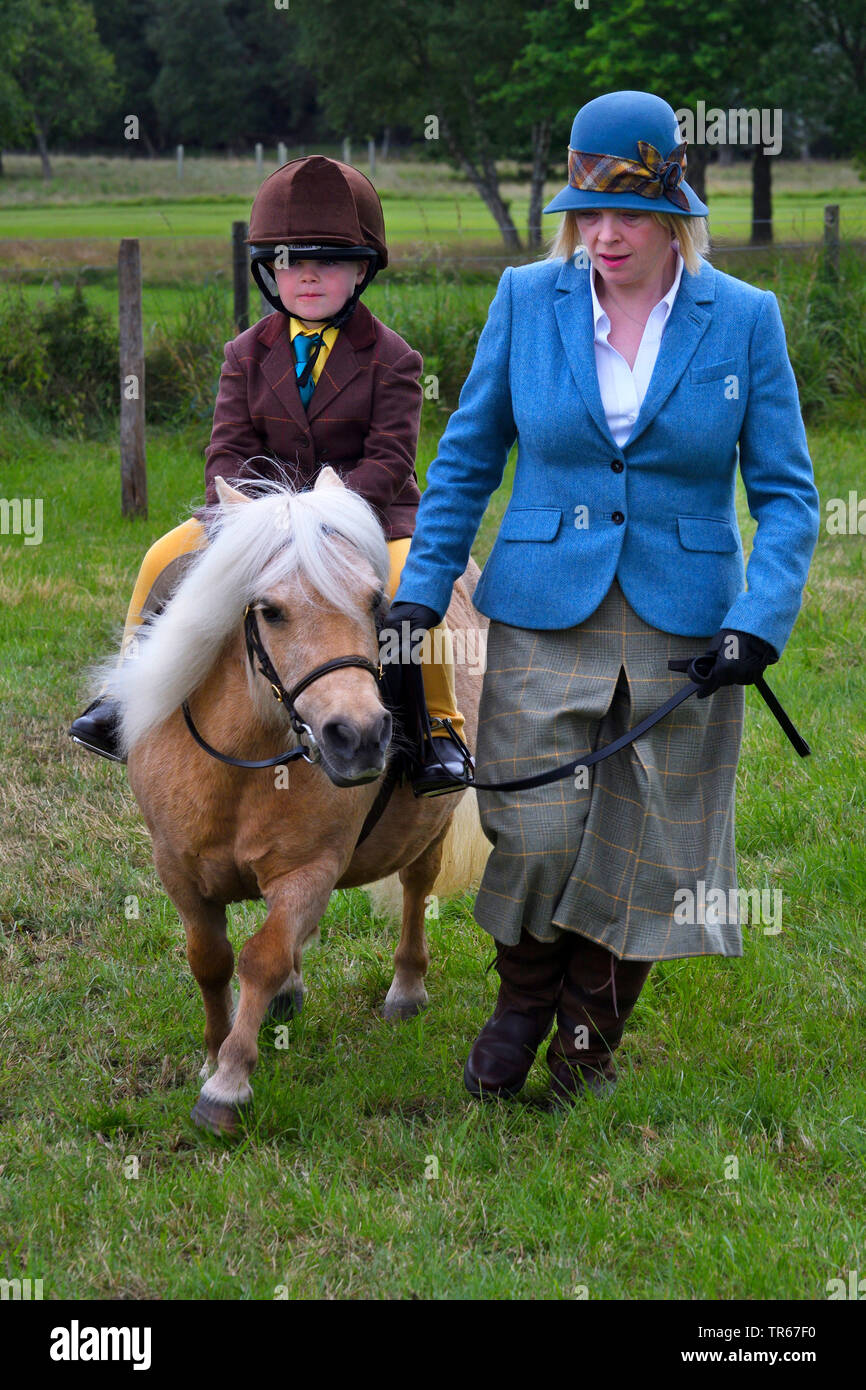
top-left (318, 709), bottom-right (392, 785)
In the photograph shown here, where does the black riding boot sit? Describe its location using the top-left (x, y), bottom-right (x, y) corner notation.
top-left (547, 934), bottom-right (653, 1103)
top-left (464, 930), bottom-right (572, 1099)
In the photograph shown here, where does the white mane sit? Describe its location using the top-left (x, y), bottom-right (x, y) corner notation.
top-left (96, 479), bottom-right (391, 754)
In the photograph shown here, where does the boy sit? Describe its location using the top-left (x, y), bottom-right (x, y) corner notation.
top-left (70, 156), bottom-right (468, 795)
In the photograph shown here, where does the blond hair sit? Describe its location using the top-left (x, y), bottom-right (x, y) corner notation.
top-left (546, 208), bottom-right (710, 274)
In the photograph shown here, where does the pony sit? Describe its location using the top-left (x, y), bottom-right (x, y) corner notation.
top-left (98, 468), bottom-right (491, 1135)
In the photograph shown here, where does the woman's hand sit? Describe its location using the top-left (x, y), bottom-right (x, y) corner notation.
top-left (669, 628), bottom-right (779, 698)
top-left (384, 601), bottom-right (442, 638)
top-left (379, 602), bottom-right (443, 726)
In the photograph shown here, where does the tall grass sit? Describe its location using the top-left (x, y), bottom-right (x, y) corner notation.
top-left (1, 248), bottom-right (864, 433)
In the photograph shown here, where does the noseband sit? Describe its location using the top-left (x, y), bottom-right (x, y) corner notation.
top-left (181, 604), bottom-right (383, 770)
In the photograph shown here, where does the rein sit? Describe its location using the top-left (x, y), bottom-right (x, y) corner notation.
top-left (182, 608), bottom-right (810, 809)
top-left (408, 657), bottom-right (810, 796)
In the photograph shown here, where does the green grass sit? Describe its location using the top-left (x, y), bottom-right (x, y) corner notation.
top-left (0, 397), bottom-right (863, 1299)
top-left (4, 190), bottom-right (865, 244)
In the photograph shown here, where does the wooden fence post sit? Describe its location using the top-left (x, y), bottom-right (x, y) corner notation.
top-left (176, 144), bottom-right (183, 181)
top-left (824, 204), bottom-right (840, 277)
top-left (277, 140), bottom-right (287, 166)
top-left (368, 137), bottom-right (376, 178)
top-left (342, 137), bottom-right (351, 163)
top-left (232, 220), bottom-right (249, 332)
top-left (118, 238), bottom-right (147, 518)
top-left (255, 142), bottom-right (263, 178)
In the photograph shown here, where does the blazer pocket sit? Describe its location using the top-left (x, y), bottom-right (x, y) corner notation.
top-left (677, 515), bottom-right (740, 553)
top-left (690, 358), bottom-right (738, 384)
top-left (498, 506), bottom-right (563, 541)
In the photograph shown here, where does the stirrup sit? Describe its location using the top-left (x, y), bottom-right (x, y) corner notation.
top-left (396, 652), bottom-right (475, 792)
top-left (410, 716), bottom-right (475, 796)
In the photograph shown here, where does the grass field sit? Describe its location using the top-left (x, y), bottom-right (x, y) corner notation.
top-left (0, 388), bottom-right (864, 1298)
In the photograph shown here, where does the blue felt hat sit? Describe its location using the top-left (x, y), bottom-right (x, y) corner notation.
top-left (544, 90), bottom-right (708, 218)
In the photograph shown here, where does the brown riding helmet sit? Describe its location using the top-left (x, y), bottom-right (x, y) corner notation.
top-left (248, 155), bottom-right (388, 267)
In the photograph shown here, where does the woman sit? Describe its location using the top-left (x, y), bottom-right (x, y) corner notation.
top-left (386, 90), bottom-right (820, 1104)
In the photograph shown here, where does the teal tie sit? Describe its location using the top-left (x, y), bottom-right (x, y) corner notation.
top-left (293, 332), bottom-right (322, 408)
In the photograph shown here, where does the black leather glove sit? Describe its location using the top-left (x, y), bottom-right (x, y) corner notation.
top-left (668, 628), bottom-right (779, 699)
top-left (384, 601), bottom-right (442, 641)
top-left (379, 602), bottom-right (443, 730)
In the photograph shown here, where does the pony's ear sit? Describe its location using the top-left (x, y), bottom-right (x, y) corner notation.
top-left (214, 476), bottom-right (252, 506)
top-left (314, 466), bottom-right (345, 491)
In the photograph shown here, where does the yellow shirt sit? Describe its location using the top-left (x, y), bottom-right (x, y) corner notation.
top-left (289, 316), bottom-right (339, 388)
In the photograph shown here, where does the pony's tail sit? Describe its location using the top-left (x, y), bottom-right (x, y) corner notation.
top-left (362, 789), bottom-right (492, 921)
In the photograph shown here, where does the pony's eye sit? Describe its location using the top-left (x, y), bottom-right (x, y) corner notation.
top-left (259, 605), bottom-right (285, 625)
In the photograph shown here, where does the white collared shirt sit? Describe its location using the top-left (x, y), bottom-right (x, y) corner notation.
top-left (589, 250), bottom-right (685, 448)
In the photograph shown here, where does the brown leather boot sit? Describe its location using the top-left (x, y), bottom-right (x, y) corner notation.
top-left (464, 930), bottom-right (572, 1100)
top-left (546, 935), bottom-right (653, 1104)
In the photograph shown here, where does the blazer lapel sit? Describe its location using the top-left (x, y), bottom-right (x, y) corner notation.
top-left (625, 257), bottom-right (716, 449)
top-left (554, 258), bottom-right (617, 450)
top-left (257, 312), bottom-right (310, 435)
top-left (306, 302), bottom-right (377, 422)
top-left (554, 254), bottom-right (717, 452)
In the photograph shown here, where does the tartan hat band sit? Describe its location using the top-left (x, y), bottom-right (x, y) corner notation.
top-left (567, 139), bottom-right (690, 213)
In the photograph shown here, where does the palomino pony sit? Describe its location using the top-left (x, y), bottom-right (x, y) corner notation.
top-left (101, 468), bottom-right (490, 1135)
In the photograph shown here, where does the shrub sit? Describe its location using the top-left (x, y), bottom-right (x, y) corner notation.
top-left (144, 280), bottom-right (233, 426)
top-left (0, 283), bottom-right (116, 434)
top-left (746, 247), bottom-right (866, 421)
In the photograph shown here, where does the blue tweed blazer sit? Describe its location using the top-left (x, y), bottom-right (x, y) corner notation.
top-left (394, 254), bottom-right (820, 656)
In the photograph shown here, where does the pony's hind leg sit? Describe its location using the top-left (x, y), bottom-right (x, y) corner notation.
top-left (382, 823), bottom-right (449, 1021)
top-left (266, 936), bottom-right (311, 1022)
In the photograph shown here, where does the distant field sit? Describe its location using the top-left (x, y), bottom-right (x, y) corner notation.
top-left (0, 155), bottom-right (864, 283)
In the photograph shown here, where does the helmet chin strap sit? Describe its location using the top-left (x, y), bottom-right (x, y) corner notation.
top-left (250, 259), bottom-right (377, 331)
top-left (249, 259), bottom-right (379, 392)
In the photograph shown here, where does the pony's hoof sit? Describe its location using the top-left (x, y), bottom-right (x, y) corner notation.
top-left (267, 986), bottom-right (305, 1022)
top-left (382, 995), bottom-right (428, 1022)
top-left (191, 1093), bottom-right (250, 1137)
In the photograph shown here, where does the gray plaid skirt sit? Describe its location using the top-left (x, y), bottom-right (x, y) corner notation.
top-left (472, 579), bottom-right (745, 961)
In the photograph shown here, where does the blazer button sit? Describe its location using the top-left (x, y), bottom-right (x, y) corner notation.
top-left (612, 510), bottom-right (625, 525)
top-left (611, 459), bottom-right (624, 473)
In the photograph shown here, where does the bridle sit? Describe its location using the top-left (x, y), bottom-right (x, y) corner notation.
top-left (181, 604), bottom-right (382, 770)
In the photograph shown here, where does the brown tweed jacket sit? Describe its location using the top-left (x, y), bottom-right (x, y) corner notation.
top-left (203, 302), bottom-right (423, 539)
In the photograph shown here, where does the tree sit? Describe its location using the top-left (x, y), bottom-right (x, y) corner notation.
top-left (579, 0), bottom-right (816, 244)
top-left (90, 0), bottom-right (162, 153)
top-left (490, 0), bottom-right (602, 248)
top-left (292, 0), bottom-right (595, 252)
top-left (146, 0), bottom-right (244, 149)
top-left (0, 1), bottom-right (30, 175)
top-left (9, 0), bottom-right (117, 178)
top-left (795, 0), bottom-right (865, 164)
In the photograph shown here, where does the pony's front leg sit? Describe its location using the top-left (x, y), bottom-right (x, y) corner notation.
top-left (191, 864), bottom-right (337, 1136)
